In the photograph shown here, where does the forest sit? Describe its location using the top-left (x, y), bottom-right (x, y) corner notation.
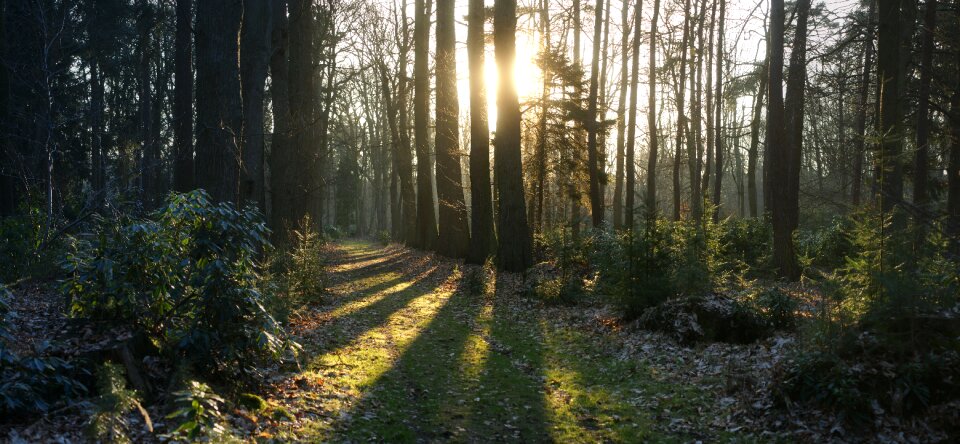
top-left (0, 0), bottom-right (959, 441)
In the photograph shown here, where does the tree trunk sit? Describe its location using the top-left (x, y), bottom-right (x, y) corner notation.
top-left (913, 0), bottom-right (936, 210)
top-left (195, 0), bottom-right (243, 203)
top-left (269, 0), bottom-right (296, 242)
top-left (89, 58), bottom-right (105, 208)
top-left (624, 0), bottom-right (644, 229)
top-left (711, 0), bottom-right (725, 222)
top-left (468, 0), bottom-right (495, 263)
top-left (240, 0), bottom-right (272, 209)
top-left (585, 0), bottom-right (605, 228)
top-left (137, 2), bottom-right (159, 206)
top-left (673, 0), bottom-right (691, 221)
top-left (414, 0), bottom-right (438, 249)
top-left (876, 0), bottom-right (905, 217)
top-left (687, 0), bottom-right (706, 221)
top-left (435, 0), bottom-right (469, 258)
top-left (747, 61), bottom-right (766, 218)
top-left (645, 0), bottom-right (660, 221)
top-left (613, 0), bottom-right (629, 229)
top-left (173, 0), bottom-right (194, 193)
top-left (768, 0), bottom-right (799, 280)
top-left (948, 33), bottom-right (960, 254)
top-left (702, 0), bottom-right (716, 202)
top-left (494, 0), bottom-right (533, 272)
top-left (852, 3), bottom-right (875, 207)
top-left (783, 0), bottom-right (810, 242)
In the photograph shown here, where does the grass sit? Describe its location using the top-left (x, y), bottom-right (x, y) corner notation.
top-left (267, 240), bottom-right (749, 442)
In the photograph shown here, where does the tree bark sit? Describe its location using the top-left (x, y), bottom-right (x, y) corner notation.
top-left (435, 0), bottom-right (469, 258)
top-left (783, 0), bottom-right (810, 248)
top-left (586, 0), bottom-right (605, 227)
top-left (747, 61), bottom-right (766, 218)
top-left (137, 1), bottom-right (159, 206)
top-left (876, 0), bottom-right (905, 217)
top-left (613, 0), bottom-right (629, 229)
top-left (195, 0), bottom-right (243, 203)
top-left (768, 0), bottom-right (799, 280)
top-left (645, 0), bottom-right (660, 221)
top-left (624, 0), bottom-right (644, 229)
top-left (494, 0), bottom-right (533, 271)
top-left (852, 3), bottom-right (875, 207)
top-left (913, 0), bottom-right (936, 210)
top-left (240, 0), bottom-right (272, 210)
top-left (414, 0), bottom-right (438, 249)
top-left (468, 0), bottom-right (495, 263)
top-left (173, 0), bottom-right (194, 193)
top-left (673, 0), bottom-right (691, 221)
top-left (711, 0), bottom-right (725, 222)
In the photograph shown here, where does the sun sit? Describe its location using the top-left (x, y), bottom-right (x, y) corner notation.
top-left (457, 30), bottom-right (542, 129)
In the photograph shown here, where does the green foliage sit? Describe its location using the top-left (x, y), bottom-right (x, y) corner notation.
top-left (63, 190), bottom-right (296, 382)
top-left (592, 226), bottom-right (676, 319)
top-left (753, 286), bottom-right (800, 330)
top-left (284, 217), bottom-right (327, 306)
top-left (464, 258), bottom-right (495, 298)
top-left (376, 230), bottom-right (392, 246)
top-left (776, 208), bottom-right (960, 420)
top-left (164, 380), bottom-right (226, 440)
top-left (533, 228), bottom-right (590, 306)
top-left (238, 393), bottom-right (268, 412)
top-left (0, 207), bottom-right (61, 282)
top-left (87, 363), bottom-right (152, 443)
top-left (0, 284), bottom-right (87, 417)
top-left (714, 217), bottom-right (773, 277)
top-left (797, 216), bottom-right (854, 269)
top-left (534, 276), bottom-right (583, 306)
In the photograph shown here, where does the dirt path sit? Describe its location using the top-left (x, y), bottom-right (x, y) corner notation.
top-left (264, 240), bottom-right (748, 442)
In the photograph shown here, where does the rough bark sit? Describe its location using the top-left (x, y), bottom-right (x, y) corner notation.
top-left (876, 0), bottom-right (905, 216)
top-left (645, 0), bottom-right (660, 221)
top-left (435, 0), bottom-right (469, 258)
top-left (624, 0), bottom-right (643, 229)
top-left (747, 61), bottom-right (766, 218)
top-left (468, 0), bottom-right (495, 263)
top-left (173, 0), bottom-right (194, 193)
top-left (673, 0), bottom-right (691, 221)
top-left (711, 0), bottom-right (725, 222)
top-left (613, 0), bottom-right (629, 228)
top-left (913, 0), bottom-right (936, 210)
top-left (414, 0), bottom-right (438, 250)
top-left (240, 0), bottom-right (272, 209)
top-left (494, 0), bottom-right (533, 271)
top-left (852, 3), bottom-right (875, 207)
top-left (586, 0), bottom-right (605, 227)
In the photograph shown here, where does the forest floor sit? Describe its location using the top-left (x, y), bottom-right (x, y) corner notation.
top-left (5, 240), bottom-right (951, 442)
top-left (254, 239), bottom-right (931, 443)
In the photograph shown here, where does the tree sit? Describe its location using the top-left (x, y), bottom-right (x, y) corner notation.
top-left (468, 0), bottom-right (495, 263)
top-left (851, 3), bottom-right (875, 207)
top-left (673, 0), bottom-right (692, 221)
top-left (767, 0), bottom-right (797, 280)
top-left (711, 0), bottom-right (725, 222)
top-left (612, 0), bottom-right (630, 228)
top-left (747, 61), bottom-right (766, 218)
top-left (912, 0), bottom-right (936, 210)
top-left (195, 0), bottom-right (243, 203)
top-left (435, 0), bottom-right (469, 258)
top-left (585, 0), bottom-right (605, 227)
top-left (876, 0), bottom-right (906, 216)
top-left (782, 0), bottom-right (811, 275)
top-left (136, 1), bottom-right (159, 206)
top-left (173, 0), bottom-right (193, 192)
top-left (240, 0), bottom-right (272, 209)
top-left (645, 0), bottom-right (660, 221)
top-left (413, 0), bottom-right (437, 249)
top-left (494, 0), bottom-right (533, 271)
top-left (624, 0), bottom-right (643, 229)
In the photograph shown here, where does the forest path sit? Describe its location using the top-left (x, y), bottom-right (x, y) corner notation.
top-left (267, 239), bottom-right (734, 442)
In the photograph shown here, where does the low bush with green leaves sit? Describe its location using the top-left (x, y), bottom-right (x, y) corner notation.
top-left (753, 286), bottom-right (801, 331)
top-left (163, 380), bottom-right (227, 440)
top-left (63, 190), bottom-right (297, 382)
top-left (86, 363), bottom-right (152, 443)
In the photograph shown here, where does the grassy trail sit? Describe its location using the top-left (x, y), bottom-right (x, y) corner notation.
top-left (269, 240), bottom-right (743, 443)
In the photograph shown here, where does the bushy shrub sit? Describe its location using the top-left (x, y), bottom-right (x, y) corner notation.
top-left (599, 226), bottom-right (676, 319)
top-left (754, 286), bottom-right (800, 330)
top-left (715, 217), bottom-right (773, 277)
top-left (63, 190), bottom-right (296, 382)
top-left (0, 207), bottom-right (62, 282)
top-left (376, 230), bottom-right (392, 245)
top-left (284, 218), bottom-right (327, 306)
top-left (86, 363), bottom-right (152, 443)
top-left (163, 380), bottom-right (226, 440)
top-left (797, 216), bottom-right (854, 269)
top-left (775, 208), bottom-right (960, 420)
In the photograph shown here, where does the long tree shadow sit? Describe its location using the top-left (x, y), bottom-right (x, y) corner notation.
top-left (338, 250), bottom-right (423, 280)
top-left (304, 265), bottom-right (455, 364)
top-left (325, 272), bottom-right (487, 442)
top-left (325, 269), bottom-right (551, 442)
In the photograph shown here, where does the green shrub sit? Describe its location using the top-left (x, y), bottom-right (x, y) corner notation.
top-left (797, 216), bottom-right (854, 269)
top-left (163, 380), bottom-right (226, 440)
top-left (376, 230), bottom-right (392, 245)
top-left (285, 218), bottom-right (327, 305)
top-left (754, 286), bottom-right (800, 330)
top-left (614, 226), bottom-right (676, 319)
top-left (534, 276), bottom-right (583, 306)
top-left (0, 207), bottom-right (62, 282)
top-left (86, 363), bottom-right (152, 443)
top-left (63, 190), bottom-right (297, 382)
top-left (715, 217), bottom-right (773, 277)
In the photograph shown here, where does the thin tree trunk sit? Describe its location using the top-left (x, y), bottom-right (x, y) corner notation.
top-left (613, 0), bottom-right (629, 228)
top-left (673, 0), bottom-right (691, 221)
top-left (645, 0), bottom-right (660, 221)
top-left (711, 0), bottom-right (725, 222)
top-left (747, 61), bottom-right (765, 218)
top-left (586, 0), bottom-right (605, 227)
top-left (624, 0), bottom-right (644, 229)
top-left (852, 3), bottom-right (874, 207)
top-left (877, 0), bottom-right (905, 217)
